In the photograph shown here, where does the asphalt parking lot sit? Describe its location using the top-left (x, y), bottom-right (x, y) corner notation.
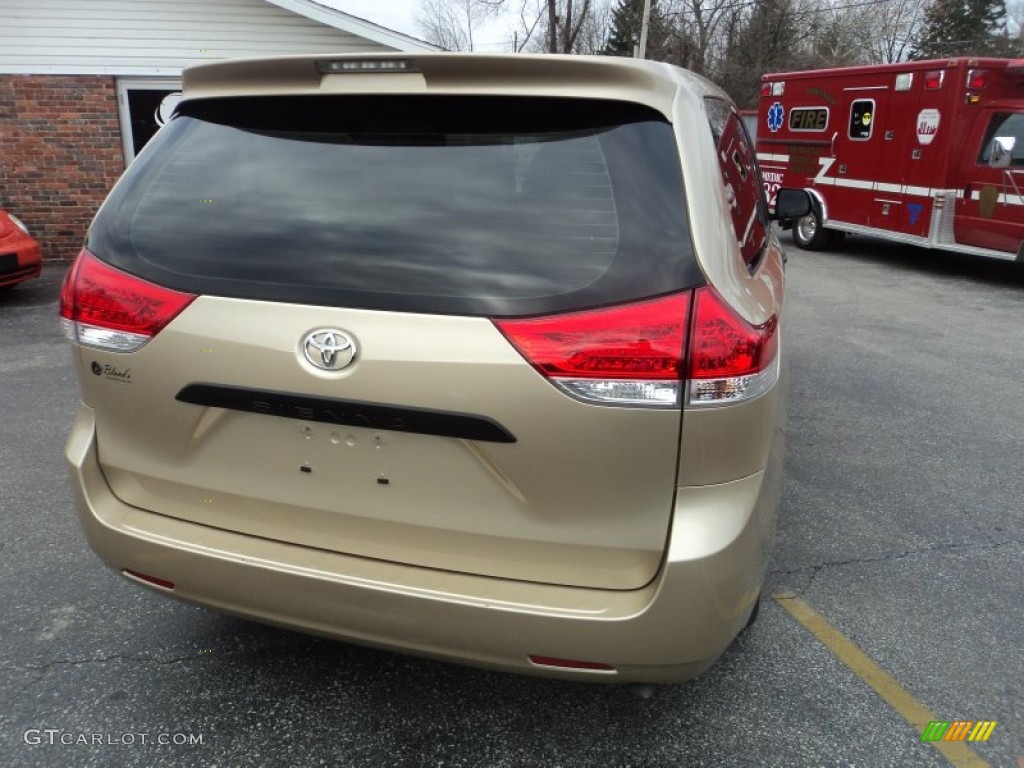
top-left (1, 237), bottom-right (1022, 767)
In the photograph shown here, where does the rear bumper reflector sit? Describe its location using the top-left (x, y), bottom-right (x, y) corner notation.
top-left (528, 655), bottom-right (616, 672)
top-left (175, 383), bottom-right (517, 443)
top-left (122, 569), bottom-right (175, 591)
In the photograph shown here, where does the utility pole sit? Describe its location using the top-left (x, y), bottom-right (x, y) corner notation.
top-left (636, 0), bottom-right (652, 59)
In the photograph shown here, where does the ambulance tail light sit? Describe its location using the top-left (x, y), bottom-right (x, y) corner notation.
top-left (761, 82), bottom-right (772, 96)
top-left (924, 70), bottom-right (945, 90)
top-left (967, 69), bottom-right (987, 89)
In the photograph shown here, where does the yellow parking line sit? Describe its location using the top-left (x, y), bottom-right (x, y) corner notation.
top-left (774, 593), bottom-right (991, 768)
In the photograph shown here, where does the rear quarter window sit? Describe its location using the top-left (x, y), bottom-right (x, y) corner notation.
top-left (704, 97), bottom-right (769, 269)
top-left (88, 95), bottom-right (702, 317)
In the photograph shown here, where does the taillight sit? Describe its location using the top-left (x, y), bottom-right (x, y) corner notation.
top-left (494, 287), bottom-right (778, 408)
top-left (59, 249), bottom-right (197, 352)
top-left (687, 286), bottom-right (779, 406)
top-left (495, 293), bottom-right (690, 407)
top-left (924, 70), bottom-right (944, 90)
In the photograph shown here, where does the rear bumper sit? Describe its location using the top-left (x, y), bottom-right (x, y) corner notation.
top-left (0, 240), bottom-right (42, 287)
top-left (66, 403), bottom-right (779, 684)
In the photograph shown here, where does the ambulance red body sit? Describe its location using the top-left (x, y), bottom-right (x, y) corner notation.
top-left (757, 58), bottom-right (1024, 261)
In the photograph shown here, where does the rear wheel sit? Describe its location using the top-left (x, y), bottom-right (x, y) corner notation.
top-left (793, 207), bottom-right (835, 251)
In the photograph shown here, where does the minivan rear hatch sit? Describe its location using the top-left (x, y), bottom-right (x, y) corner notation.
top-left (78, 94), bottom-right (704, 590)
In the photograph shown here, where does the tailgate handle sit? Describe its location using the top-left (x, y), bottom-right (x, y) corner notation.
top-left (176, 383), bottom-right (517, 444)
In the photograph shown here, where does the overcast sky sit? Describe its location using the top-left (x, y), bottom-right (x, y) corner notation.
top-left (318, 0), bottom-right (518, 50)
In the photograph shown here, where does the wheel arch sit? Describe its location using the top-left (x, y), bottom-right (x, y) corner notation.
top-left (804, 188), bottom-right (828, 224)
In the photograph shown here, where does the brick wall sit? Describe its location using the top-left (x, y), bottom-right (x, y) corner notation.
top-left (0, 75), bottom-right (125, 262)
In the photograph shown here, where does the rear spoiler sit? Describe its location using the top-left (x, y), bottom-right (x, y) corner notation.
top-left (179, 53), bottom-right (688, 116)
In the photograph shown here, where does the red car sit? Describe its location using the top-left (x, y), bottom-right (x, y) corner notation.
top-left (0, 210), bottom-right (42, 289)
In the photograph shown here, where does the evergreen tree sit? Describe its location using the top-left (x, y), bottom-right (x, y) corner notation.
top-left (913, 0), bottom-right (1014, 59)
top-left (603, 0), bottom-right (670, 59)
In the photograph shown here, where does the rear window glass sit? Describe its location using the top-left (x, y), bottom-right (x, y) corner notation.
top-left (88, 95), bottom-right (701, 317)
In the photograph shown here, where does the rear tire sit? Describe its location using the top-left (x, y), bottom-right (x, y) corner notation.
top-left (792, 207), bottom-right (835, 251)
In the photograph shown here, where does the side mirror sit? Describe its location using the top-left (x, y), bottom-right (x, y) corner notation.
top-left (771, 188), bottom-right (812, 220)
top-left (990, 136), bottom-right (1015, 169)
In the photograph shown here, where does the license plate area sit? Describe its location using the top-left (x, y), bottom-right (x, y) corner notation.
top-left (0, 254), bottom-right (18, 275)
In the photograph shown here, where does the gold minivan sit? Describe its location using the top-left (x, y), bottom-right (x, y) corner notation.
top-left (62, 53), bottom-right (797, 683)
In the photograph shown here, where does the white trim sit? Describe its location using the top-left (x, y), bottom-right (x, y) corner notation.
top-left (824, 219), bottom-right (1020, 261)
top-left (812, 157), bottom-right (936, 197)
top-left (116, 78), bottom-right (183, 165)
top-left (754, 151), bottom-right (1021, 210)
top-left (0, 65), bottom-right (192, 76)
top-left (816, 176), bottom-right (874, 190)
top-left (826, 220), bottom-right (929, 245)
top-left (968, 189), bottom-right (1024, 206)
top-left (875, 182), bottom-right (933, 197)
top-left (265, 0), bottom-right (438, 51)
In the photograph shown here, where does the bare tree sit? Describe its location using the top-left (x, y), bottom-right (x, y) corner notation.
top-left (858, 0), bottom-right (928, 62)
top-left (545, 0), bottom-right (595, 51)
top-left (496, 0), bottom-right (603, 52)
top-left (811, 0), bottom-right (873, 67)
top-left (417, 0), bottom-right (505, 50)
top-left (512, 0), bottom-right (547, 50)
top-left (569, 0), bottom-right (614, 51)
top-left (660, 0), bottom-right (749, 75)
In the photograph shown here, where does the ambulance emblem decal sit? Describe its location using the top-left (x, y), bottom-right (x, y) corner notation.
top-left (767, 102), bottom-right (785, 132)
top-left (916, 109), bottom-right (940, 145)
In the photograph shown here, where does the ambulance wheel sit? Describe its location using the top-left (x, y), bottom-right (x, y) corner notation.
top-left (793, 209), bottom-right (833, 250)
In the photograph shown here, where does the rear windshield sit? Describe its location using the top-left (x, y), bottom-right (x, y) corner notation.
top-left (89, 95), bottom-right (700, 317)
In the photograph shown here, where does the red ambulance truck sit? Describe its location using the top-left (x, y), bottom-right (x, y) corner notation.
top-left (757, 57), bottom-right (1024, 261)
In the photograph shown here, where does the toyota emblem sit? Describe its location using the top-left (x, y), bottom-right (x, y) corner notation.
top-left (301, 329), bottom-right (357, 371)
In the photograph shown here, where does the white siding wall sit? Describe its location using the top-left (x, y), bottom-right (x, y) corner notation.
top-left (0, 0), bottom-right (399, 75)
